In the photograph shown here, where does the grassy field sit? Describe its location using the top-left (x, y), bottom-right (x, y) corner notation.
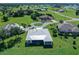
top-left (59, 9), bottom-right (79, 18)
top-left (0, 15), bottom-right (33, 26)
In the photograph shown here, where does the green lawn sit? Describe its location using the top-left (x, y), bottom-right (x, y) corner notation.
top-left (0, 15), bottom-right (33, 26)
top-left (69, 21), bottom-right (79, 25)
top-left (60, 9), bottom-right (79, 18)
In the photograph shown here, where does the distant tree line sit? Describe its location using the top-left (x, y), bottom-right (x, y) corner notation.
top-left (76, 10), bottom-right (79, 16)
top-left (8, 8), bottom-right (33, 17)
top-left (31, 11), bottom-right (44, 20)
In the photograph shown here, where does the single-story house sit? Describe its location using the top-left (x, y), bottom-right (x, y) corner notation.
top-left (72, 27), bottom-right (79, 35)
top-left (58, 22), bottom-right (79, 35)
top-left (3, 23), bottom-right (25, 31)
top-left (58, 22), bottom-right (74, 33)
top-left (34, 7), bottom-right (48, 11)
top-left (26, 27), bottom-right (53, 48)
top-left (2, 23), bottom-right (25, 36)
top-left (39, 15), bottom-right (53, 22)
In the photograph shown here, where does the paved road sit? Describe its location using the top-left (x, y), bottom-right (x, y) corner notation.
top-left (48, 10), bottom-right (73, 19)
top-left (25, 20), bottom-right (58, 32)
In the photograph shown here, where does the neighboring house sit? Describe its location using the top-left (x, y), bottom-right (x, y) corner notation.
top-left (26, 27), bottom-right (53, 48)
top-left (72, 27), bottom-right (79, 35)
top-left (3, 23), bottom-right (25, 31)
top-left (34, 7), bottom-right (48, 11)
top-left (3, 23), bottom-right (25, 36)
top-left (58, 22), bottom-right (79, 35)
top-left (39, 15), bottom-right (53, 22)
top-left (58, 22), bottom-right (74, 33)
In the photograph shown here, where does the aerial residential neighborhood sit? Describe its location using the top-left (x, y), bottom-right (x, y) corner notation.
top-left (0, 3), bottom-right (79, 55)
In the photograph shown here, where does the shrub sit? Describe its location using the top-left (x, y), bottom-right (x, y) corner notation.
top-left (73, 41), bottom-right (76, 45)
top-left (2, 16), bottom-right (9, 22)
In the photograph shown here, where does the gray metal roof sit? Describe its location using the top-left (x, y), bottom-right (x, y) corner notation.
top-left (39, 15), bottom-right (53, 21)
top-left (58, 22), bottom-right (79, 33)
top-left (72, 27), bottom-right (79, 32)
top-left (58, 23), bottom-right (75, 32)
top-left (26, 27), bottom-right (52, 42)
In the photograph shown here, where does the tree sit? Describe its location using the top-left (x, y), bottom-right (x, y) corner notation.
top-left (14, 37), bottom-right (21, 44)
top-left (35, 11), bottom-right (43, 17)
top-left (46, 14), bottom-right (53, 17)
top-left (73, 41), bottom-right (76, 45)
top-left (59, 20), bottom-right (64, 23)
top-left (7, 39), bottom-right (14, 48)
top-left (27, 6), bottom-right (30, 9)
top-left (64, 33), bottom-right (68, 39)
top-left (73, 46), bottom-right (77, 50)
top-left (31, 14), bottom-right (37, 20)
top-left (53, 29), bottom-right (57, 37)
top-left (10, 27), bottom-right (24, 36)
top-left (76, 10), bottom-right (79, 16)
top-left (0, 29), bottom-right (7, 39)
top-left (28, 25), bottom-right (31, 27)
top-left (72, 32), bottom-right (77, 39)
top-left (0, 41), bottom-right (7, 51)
top-left (2, 16), bottom-right (9, 22)
top-left (53, 33), bottom-right (57, 37)
top-left (26, 9), bottom-right (33, 15)
top-left (53, 29), bottom-right (57, 33)
top-left (31, 12), bottom-right (44, 21)
top-left (21, 23), bottom-right (27, 28)
top-left (77, 24), bottom-right (79, 28)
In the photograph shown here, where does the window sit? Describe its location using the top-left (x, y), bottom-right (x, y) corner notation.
top-left (45, 42), bottom-right (52, 45)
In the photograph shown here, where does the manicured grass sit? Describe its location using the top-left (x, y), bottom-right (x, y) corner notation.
top-left (46, 11), bottom-right (70, 21)
top-left (0, 15), bottom-right (33, 26)
top-left (69, 21), bottom-right (79, 25)
top-left (0, 47), bottom-right (78, 55)
top-left (60, 9), bottom-right (79, 18)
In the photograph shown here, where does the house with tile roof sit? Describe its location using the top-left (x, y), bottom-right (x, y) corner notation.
top-left (58, 22), bottom-right (79, 35)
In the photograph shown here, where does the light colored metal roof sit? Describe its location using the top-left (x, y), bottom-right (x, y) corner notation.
top-left (26, 27), bottom-right (52, 42)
